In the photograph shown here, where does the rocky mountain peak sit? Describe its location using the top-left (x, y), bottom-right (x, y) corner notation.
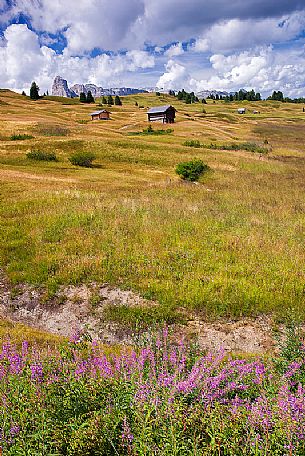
top-left (51, 76), bottom-right (77, 98)
top-left (51, 76), bottom-right (147, 98)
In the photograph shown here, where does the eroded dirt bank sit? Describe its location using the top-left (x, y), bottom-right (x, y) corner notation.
top-left (0, 270), bottom-right (276, 353)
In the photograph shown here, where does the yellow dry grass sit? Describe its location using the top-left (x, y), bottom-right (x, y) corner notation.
top-left (0, 89), bottom-right (304, 326)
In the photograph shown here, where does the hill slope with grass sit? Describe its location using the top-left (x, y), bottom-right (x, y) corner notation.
top-left (0, 89), bottom-right (304, 337)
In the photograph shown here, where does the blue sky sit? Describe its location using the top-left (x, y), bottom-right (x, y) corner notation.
top-left (1, 0), bottom-right (305, 96)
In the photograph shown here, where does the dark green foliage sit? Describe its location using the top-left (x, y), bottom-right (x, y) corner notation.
top-left (135, 101), bottom-right (138, 106)
top-left (223, 89), bottom-right (261, 102)
top-left (102, 96), bottom-right (107, 104)
top-left (26, 150), bottom-right (58, 161)
top-left (114, 95), bottom-right (122, 106)
top-left (156, 91), bottom-right (161, 96)
top-left (128, 126), bottom-right (173, 136)
top-left (107, 95), bottom-right (114, 106)
top-left (86, 91), bottom-right (95, 104)
top-left (268, 91), bottom-right (284, 102)
top-left (80, 92), bottom-right (87, 103)
top-left (176, 159), bottom-right (209, 181)
top-left (30, 82), bottom-right (40, 100)
top-left (168, 90), bottom-right (175, 96)
top-left (177, 89), bottom-right (197, 104)
top-left (10, 134), bottom-right (34, 141)
top-left (21, 91), bottom-right (26, 96)
top-left (184, 140), bottom-right (268, 154)
top-left (202, 98), bottom-right (207, 104)
top-left (69, 151), bottom-right (96, 167)
top-left (183, 140), bottom-right (201, 148)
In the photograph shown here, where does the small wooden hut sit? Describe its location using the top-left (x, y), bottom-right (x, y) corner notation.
top-left (90, 110), bottom-right (110, 121)
top-left (147, 105), bottom-right (176, 123)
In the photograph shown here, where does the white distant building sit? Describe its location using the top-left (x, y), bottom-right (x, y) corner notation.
top-left (237, 108), bottom-right (246, 114)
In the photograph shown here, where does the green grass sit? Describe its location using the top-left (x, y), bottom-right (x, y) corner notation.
top-left (26, 150), bottom-right (58, 161)
top-left (128, 126), bottom-right (174, 136)
top-left (184, 140), bottom-right (268, 154)
top-left (10, 133), bottom-right (34, 141)
top-left (0, 91), bottom-right (304, 323)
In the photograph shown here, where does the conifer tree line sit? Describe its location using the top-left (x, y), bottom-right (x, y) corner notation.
top-left (176, 89), bottom-right (199, 104)
top-left (222, 89), bottom-right (261, 102)
top-left (99, 95), bottom-right (122, 106)
top-left (80, 91), bottom-right (95, 103)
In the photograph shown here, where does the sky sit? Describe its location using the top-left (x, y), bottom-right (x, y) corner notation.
top-left (1, 0), bottom-right (305, 96)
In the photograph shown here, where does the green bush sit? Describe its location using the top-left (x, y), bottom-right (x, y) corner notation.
top-left (175, 159), bottom-right (209, 181)
top-left (69, 151), bottom-right (96, 167)
top-left (183, 139), bottom-right (201, 148)
top-left (201, 142), bottom-right (268, 154)
top-left (10, 134), bottom-right (34, 141)
top-left (128, 126), bottom-right (173, 136)
top-left (26, 150), bottom-right (58, 161)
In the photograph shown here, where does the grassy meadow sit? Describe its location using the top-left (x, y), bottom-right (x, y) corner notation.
top-left (0, 89), bottom-right (304, 324)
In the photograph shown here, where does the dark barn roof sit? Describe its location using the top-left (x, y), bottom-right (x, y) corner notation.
top-left (89, 110), bottom-right (110, 116)
top-left (147, 105), bottom-right (176, 114)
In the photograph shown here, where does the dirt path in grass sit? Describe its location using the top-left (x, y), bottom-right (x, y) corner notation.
top-left (0, 169), bottom-right (77, 183)
top-left (0, 269), bottom-right (276, 353)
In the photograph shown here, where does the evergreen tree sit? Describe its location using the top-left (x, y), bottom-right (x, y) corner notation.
top-left (185, 93), bottom-right (192, 104)
top-left (202, 98), bottom-right (207, 104)
top-left (135, 101), bottom-right (138, 106)
top-left (114, 95), bottom-right (122, 105)
top-left (86, 91), bottom-right (95, 103)
top-left (107, 95), bottom-right (114, 105)
top-left (269, 91), bottom-right (284, 102)
top-left (80, 92), bottom-right (87, 103)
top-left (46, 90), bottom-right (49, 96)
top-left (102, 96), bottom-right (107, 104)
top-left (21, 91), bottom-right (26, 96)
top-left (30, 82), bottom-right (40, 100)
top-left (255, 92), bottom-right (261, 101)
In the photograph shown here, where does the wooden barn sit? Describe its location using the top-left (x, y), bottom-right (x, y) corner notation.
top-left (90, 110), bottom-right (110, 121)
top-left (147, 105), bottom-right (176, 123)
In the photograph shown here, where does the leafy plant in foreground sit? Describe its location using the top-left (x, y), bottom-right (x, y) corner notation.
top-left (2, 326), bottom-right (305, 454)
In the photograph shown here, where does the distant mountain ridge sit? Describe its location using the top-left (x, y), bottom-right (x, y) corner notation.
top-left (51, 76), bottom-right (148, 98)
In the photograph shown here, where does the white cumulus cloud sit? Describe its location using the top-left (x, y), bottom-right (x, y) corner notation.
top-left (0, 24), bottom-right (155, 92)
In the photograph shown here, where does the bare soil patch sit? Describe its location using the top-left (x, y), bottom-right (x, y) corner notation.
top-left (0, 270), bottom-right (276, 353)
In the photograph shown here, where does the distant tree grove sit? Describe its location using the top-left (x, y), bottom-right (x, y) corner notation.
top-left (79, 91), bottom-right (95, 103)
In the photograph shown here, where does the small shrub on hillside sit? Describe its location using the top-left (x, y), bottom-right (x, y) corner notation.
top-left (26, 150), bottom-right (58, 161)
top-left (176, 159), bottom-right (209, 181)
top-left (183, 139), bottom-right (201, 148)
top-left (69, 151), bottom-right (96, 167)
top-left (10, 134), bottom-right (34, 141)
top-left (128, 126), bottom-right (173, 136)
top-left (200, 142), bottom-right (269, 154)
